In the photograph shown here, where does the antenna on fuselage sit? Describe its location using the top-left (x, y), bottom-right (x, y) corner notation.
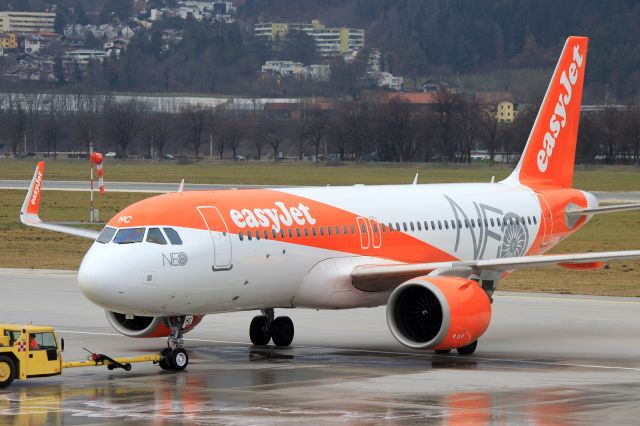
top-left (412, 173), bottom-right (419, 186)
top-left (490, 176), bottom-right (495, 183)
top-left (178, 179), bottom-right (185, 193)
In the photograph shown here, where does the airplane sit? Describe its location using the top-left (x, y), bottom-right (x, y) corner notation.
top-left (19, 36), bottom-right (640, 370)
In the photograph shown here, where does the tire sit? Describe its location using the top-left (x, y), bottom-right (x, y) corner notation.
top-left (435, 349), bottom-right (451, 354)
top-left (456, 340), bottom-right (478, 355)
top-left (169, 348), bottom-right (189, 371)
top-left (250, 315), bottom-right (272, 346)
top-left (159, 348), bottom-right (172, 370)
top-left (123, 363), bottom-right (132, 371)
top-left (0, 355), bottom-right (16, 388)
top-left (271, 316), bottom-right (294, 347)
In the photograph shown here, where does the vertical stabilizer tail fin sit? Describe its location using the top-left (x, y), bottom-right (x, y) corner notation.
top-left (504, 36), bottom-right (588, 188)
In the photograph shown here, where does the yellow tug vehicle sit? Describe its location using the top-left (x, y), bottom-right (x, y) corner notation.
top-left (0, 324), bottom-right (180, 388)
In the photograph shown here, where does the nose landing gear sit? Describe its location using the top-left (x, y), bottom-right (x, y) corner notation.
top-left (249, 308), bottom-right (294, 347)
top-left (159, 316), bottom-right (190, 371)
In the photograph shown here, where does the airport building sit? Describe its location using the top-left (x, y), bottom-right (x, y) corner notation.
top-left (254, 19), bottom-right (365, 56)
top-left (0, 11), bottom-right (56, 34)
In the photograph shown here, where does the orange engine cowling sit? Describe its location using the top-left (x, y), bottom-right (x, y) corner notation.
top-left (105, 311), bottom-right (203, 338)
top-left (386, 276), bottom-right (491, 350)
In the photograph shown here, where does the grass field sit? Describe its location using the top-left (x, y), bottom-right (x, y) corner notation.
top-left (1, 158), bottom-right (639, 191)
top-left (1, 186), bottom-right (639, 296)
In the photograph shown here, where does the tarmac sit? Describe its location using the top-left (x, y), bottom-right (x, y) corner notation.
top-left (1, 268), bottom-right (640, 425)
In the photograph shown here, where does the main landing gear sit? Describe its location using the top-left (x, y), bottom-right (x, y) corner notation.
top-left (249, 308), bottom-right (294, 347)
top-left (159, 316), bottom-right (189, 371)
top-left (435, 340), bottom-right (478, 356)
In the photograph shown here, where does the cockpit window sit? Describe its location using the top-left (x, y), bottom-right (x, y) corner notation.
top-left (97, 226), bottom-right (117, 244)
top-left (146, 228), bottom-right (167, 245)
top-left (163, 228), bottom-right (183, 245)
top-left (113, 228), bottom-right (145, 244)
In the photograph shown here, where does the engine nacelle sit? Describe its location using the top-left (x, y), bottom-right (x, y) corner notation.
top-left (105, 311), bottom-right (203, 338)
top-left (386, 276), bottom-right (491, 350)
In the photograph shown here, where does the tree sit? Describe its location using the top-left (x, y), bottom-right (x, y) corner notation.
top-left (435, 84), bottom-right (455, 162)
top-left (4, 97), bottom-right (28, 157)
top-left (42, 115), bottom-right (62, 157)
top-left (279, 30), bottom-right (318, 64)
top-left (74, 93), bottom-right (108, 153)
top-left (180, 105), bottom-right (209, 157)
top-left (104, 100), bottom-right (144, 158)
top-left (265, 119), bottom-right (284, 161)
top-left (624, 107), bottom-right (640, 165)
top-left (600, 107), bottom-right (623, 164)
top-left (302, 109), bottom-right (329, 162)
top-left (481, 110), bottom-right (501, 163)
top-left (53, 56), bottom-right (65, 85)
top-left (145, 112), bottom-right (174, 158)
top-left (219, 117), bottom-right (243, 160)
top-left (455, 96), bottom-right (483, 163)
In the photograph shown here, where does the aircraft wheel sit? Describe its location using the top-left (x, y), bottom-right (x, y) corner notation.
top-left (456, 340), bottom-right (478, 355)
top-left (435, 349), bottom-right (451, 354)
top-left (250, 315), bottom-right (272, 346)
top-left (168, 348), bottom-right (189, 371)
top-left (271, 316), bottom-right (294, 347)
top-left (0, 355), bottom-right (16, 388)
top-left (159, 348), bottom-right (172, 370)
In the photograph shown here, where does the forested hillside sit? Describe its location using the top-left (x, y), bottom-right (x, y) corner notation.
top-left (240, 0), bottom-right (640, 101)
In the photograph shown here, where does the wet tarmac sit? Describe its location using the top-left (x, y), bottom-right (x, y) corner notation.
top-left (1, 268), bottom-right (640, 425)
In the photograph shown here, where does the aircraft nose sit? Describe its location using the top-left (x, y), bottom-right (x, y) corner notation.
top-left (77, 246), bottom-right (123, 310)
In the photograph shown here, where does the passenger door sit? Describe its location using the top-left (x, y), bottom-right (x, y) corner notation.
top-left (197, 206), bottom-right (233, 270)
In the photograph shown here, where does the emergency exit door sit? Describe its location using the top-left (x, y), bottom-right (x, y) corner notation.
top-left (197, 206), bottom-right (233, 270)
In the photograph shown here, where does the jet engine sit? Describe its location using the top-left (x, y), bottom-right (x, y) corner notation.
top-left (105, 311), bottom-right (203, 338)
top-left (386, 276), bottom-right (491, 351)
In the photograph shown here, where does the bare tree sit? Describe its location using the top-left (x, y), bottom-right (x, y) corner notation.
top-left (456, 96), bottom-right (483, 163)
top-left (145, 112), bottom-right (174, 158)
top-left (104, 100), bottom-right (144, 158)
top-left (74, 92), bottom-right (109, 153)
top-left (219, 117), bottom-right (243, 160)
top-left (180, 105), bottom-right (209, 157)
top-left (5, 96), bottom-right (28, 157)
top-left (600, 107), bottom-right (623, 164)
top-left (265, 119), bottom-right (284, 161)
top-left (436, 84), bottom-right (455, 162)
top-left (481, 110), bottom-right (501, 162)
top-left (624, 107), bottom-right (640, 165)
top-left (303, 110), bottom-right (329, 162)
top-left (42, 115), bottom-right (62, 157)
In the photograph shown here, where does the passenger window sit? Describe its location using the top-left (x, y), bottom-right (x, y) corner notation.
top-left (343, 225), bottom-right (348, 234)
top-left (431, 220), bottom-right (436, 230)
top-left (255, 230), bottom-right (261, 240)
top-left (97, 226), bottom-right (116, 244)
top-left (450, 220), bottom-right (456, 229)
top-left (114, 228), bottom-right (145, 244)
top-left (470, 219), bottom-right (475, 228)
top-left (296, 228), bottom-right (301, 238)
top-left (438, 220), bottom-right (442, 230)
top-left (304, 228), bottom-right (309, 237)
top-left (533, 216), bottom-right (537, 225)
top-left (457, 219), bottom-right (462, 228)
top-left (527, 217), bottom-right (532, 225)
top-left (417, 221), bottom-right (422, 231)
top-left (403, 222), bottom-right (408, 232)
top-left (335, 226), bottom-right (340, 235)
top-left (327, 227), bottom-right (332, 236)
top-left (272, 229), bottom-right (277, 239)
top-left (464, 219), bottom-right (469, 229)
top-left (350, 224), bottom-right (355, 234)
top-left (372, 223), bottom-right (378, 233)
top-left (263, 230), bottom-right (269, 240)
top-left (490, 218), bottom-right (495, 227)
top-left (248, 231), bottom-right (253, 241)
top-left (484, 218), bottom-right (488, 227)
top-left (424, 220), bottom-right (429, 230)
top-left (311, 227), bottom-right (317, 237)
top-left (444, 220), bottom-right (449, 230)
top-left (163, 228), bottom-right (183, 245)
top-left (320, 227), bottom-right (325, 236)
top-left (497, 218), bottom-right (501, 226)
top-left (146, 228), bottom-right (167, 245)
top-left (361, 224), bottom-right (367, 234)
top-left (395, 223), bottom-right (400, 231)
top-left (239, 231), bottom-right (244, 241)
top-left (288, 229), bottom-right (293, 238)
top-left (410, 222), bottom-right (415, 231)
top-left (280, 229), bottom-right (285, 238)
top-left (381, 223), bottom-right (387, 232)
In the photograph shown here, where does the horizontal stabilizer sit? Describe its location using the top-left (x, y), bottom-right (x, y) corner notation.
top-left (566, 203), bottom-right (640, 216)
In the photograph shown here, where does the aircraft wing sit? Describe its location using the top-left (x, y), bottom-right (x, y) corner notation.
top-left (20, 162), bottom-right (100, 240)
top-left (351, 250), bottom-right (640, 292)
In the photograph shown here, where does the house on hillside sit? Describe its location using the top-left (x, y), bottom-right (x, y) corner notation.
top-left (476, 91), bottom-right (517, 123)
